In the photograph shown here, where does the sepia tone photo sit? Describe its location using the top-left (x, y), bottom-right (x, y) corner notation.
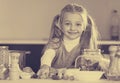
top-left (0, 0), bottom-right (120, 83)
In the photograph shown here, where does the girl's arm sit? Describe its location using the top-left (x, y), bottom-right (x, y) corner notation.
top-left (41, 49), bottom-right (56, 67)
top-left (37, 49), bottom-right (56, 78)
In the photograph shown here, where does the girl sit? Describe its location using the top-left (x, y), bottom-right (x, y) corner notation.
top-left (37, 3), bottom-right (105, 78)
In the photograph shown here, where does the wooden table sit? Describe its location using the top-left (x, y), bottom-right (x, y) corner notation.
top-left (0, 79), bottom-right (120, 83)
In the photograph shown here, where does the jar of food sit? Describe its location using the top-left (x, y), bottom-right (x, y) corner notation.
top-left (75, 49), bottom-right (102, 71)
top-left (106, 45), bottom-right (120, 80)
top-left (0, 46), bottom-right (9, 67)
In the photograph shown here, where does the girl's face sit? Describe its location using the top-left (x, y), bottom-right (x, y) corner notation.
top-left (61, 12), bottom-right (84, 40)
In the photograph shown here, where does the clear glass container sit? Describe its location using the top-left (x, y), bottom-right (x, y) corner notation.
top-left (9, 52), bottom-right (21, 80)
top-left (75, 49), bottom-right (102, 70)
top-left (0, 46), bottom-right (9, 67)
top-left (106, 46), bottom-right (120, 80)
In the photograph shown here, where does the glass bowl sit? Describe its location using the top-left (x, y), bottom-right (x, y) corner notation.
top-left (64, 69), bottom-right (104, 81)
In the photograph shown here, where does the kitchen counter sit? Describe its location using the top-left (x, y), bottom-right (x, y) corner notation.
top-left (0, 79), bottom-right (120, 83)
top-left (0, 40), bottom-right (119, 45)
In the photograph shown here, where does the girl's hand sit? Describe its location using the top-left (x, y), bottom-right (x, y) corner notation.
top-left (37, 65), bottom-right (50, 79)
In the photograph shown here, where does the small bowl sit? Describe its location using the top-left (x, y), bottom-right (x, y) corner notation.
top-left (65, 69), bottom-right (104, 81)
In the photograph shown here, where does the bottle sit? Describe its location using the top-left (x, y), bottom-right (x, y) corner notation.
top-left (110, 10), bottom-right (120, 40)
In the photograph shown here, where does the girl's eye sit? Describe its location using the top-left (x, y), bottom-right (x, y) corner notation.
top-left (76, 23), bottom-right (81, 26)
top-left (65, 22), bottom-right (71, 26)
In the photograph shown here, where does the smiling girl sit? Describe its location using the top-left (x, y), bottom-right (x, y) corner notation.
top-left (37, 3), bottom-right (100, 78)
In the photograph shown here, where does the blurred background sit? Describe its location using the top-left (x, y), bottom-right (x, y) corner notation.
top-left (0, 0), bottom-right (120, 40)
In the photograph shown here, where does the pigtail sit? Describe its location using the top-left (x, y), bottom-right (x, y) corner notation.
top-left (42, 15), bottom-right (63, 54)
top-left (49, 15), bottom-right (63, 41)
top-left (80, 18), bottom-right (91, 50)
top-left (87, 15), bottom-right (99, 49)
top-left (80, 15), bottom-right (99, 50)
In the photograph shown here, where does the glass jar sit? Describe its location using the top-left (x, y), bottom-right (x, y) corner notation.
top-left (108, 46), bottom-right (120, 75)
top-left (106, 45), bottom-right (120, 80)
top-left (9, 52), bottom-right (21, 80)
top-left (0, 46), bottom-right (9, 66)
top-left (75, 49), bottom-right (102, 70)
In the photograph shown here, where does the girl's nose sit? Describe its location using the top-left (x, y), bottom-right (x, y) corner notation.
top-left (70, 25), bottom-right (76, 30)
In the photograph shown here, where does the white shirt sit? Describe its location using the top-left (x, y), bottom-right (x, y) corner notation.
top-left (41, 37), bottom-right (80, 67)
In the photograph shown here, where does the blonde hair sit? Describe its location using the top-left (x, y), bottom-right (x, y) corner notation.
top-left (47, 3), bottom-right (100, 50)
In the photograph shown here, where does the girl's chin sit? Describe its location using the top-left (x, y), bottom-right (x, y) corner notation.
top-left (67, 36), bottom-right (80, 40)
top-left (64, 34), bottom-right (81, 40)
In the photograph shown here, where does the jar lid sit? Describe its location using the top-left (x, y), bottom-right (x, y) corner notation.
top-left (109, 45), bottom-right (118, 52)
top-left (83, 49), bottom-right (101, 52)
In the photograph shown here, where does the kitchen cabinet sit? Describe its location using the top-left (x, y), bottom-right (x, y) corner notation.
top-left (0, 44), bottom-right (44, 73)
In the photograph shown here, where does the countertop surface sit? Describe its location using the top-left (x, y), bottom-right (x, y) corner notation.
top-left (0, 79), bottom-right (120, 83)
top-left (0, 40), bottom-right (119, 45)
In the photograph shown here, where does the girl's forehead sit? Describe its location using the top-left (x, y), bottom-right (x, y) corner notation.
top-left (62, 12), bottom-right (83, 22)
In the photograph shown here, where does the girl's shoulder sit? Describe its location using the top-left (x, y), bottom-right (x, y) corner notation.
top-left (46, 38), bottom-right (61, 50)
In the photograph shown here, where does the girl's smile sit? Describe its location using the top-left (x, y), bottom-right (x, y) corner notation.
top-left (61, 12), bottom-right (84, 40)
top-left (67, 31), bottom-right (79, 35)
